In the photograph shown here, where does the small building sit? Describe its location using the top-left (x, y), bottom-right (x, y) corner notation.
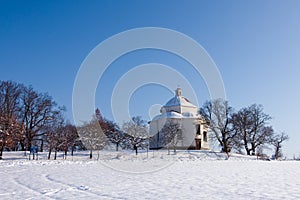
top-left (149, 88), bottom-right (209, 150)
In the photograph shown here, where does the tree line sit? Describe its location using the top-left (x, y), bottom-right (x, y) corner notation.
top-left (78, 111), bottom-right (149, 159)
top-left (200, 99), bottom-right (289, 159)
top-left (0, 80), bottom-right (82, 160)
top-left (0, 80), bottom-right (150, 159)
top-left (82, 99), bottom-right (290, 160)
top-left (0, 80), bottom-right (290, 160)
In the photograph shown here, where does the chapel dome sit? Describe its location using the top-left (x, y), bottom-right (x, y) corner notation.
top-left (164, 88), bottom-right (197, 108)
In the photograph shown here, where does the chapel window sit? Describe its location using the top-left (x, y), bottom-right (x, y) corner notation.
top-left (203, 131), bottom-right (207, 142)
top-left (196, 125), bottom-right (201, 135)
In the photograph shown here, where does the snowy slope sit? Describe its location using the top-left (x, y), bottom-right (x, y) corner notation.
top-left (0, 151), bottom-right (299, 199)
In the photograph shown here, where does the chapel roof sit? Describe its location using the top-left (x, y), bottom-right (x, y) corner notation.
top-left (164, 88), bottom-right (197, 108)
top-left (152, 111), bottom-right (199, 121)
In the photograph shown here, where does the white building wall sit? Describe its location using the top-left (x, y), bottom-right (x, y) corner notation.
top-left (181, 118), bottom-right (196, 147)
top-left (149, 116), bottom-right (210, 150)
top-left (149, 88), bottom-right (210, 150)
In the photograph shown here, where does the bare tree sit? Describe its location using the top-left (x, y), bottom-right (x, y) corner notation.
top-left (20, 86), bottom-right (63, 151)
top-left (232, 107), bottom-right (255, 155)
top-left (249, 104), bottom-right (274, 155)
top-left (122, 116), bottom-right (148, 155)
top-left (200, 99), bottom-right (236, 155)
top-left (45, 121), bottom-right (81, 160)
top-left (0, 81), bottom-right (24, 159)
top-left (44, 110), bottom-right (65, 160)
top-left (77, 116), bottom-right (108, 159)
top-left (0, 115), bottom-right (24, 159)
top-left (271, 132), bottom-right (289, 160)
top-left (0, 80), bottom-right (68, 159)
top-left (95, 108), bottom-right (124, 151)
top-left (63, 124), bottom-right (79, 157)
top-left (232, 104), bottom-right (274, 155)
top-left (104, 120), bottom-right (124, 151)
top-left (161, 121), bottom-right (182, 154)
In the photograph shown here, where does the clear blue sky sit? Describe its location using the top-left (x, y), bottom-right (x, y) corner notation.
top-left (1, 0), bottom-right (300, 157)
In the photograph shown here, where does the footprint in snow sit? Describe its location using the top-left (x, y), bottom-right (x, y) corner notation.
top-left (78, 185), bottom-right (89, 191)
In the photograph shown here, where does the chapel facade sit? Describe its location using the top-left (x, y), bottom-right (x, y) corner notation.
top-left (149, 88), bottom-right (210, 150)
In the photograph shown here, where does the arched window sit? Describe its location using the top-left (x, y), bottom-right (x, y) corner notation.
top-left (196, 125), bottom-right (201, 135)
top-left (203, 131), bottom-right (207, 142)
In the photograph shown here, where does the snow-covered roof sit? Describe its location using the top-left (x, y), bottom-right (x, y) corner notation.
top-left (164, 88), bottom-right (197, 108)
top-left (164, 96), bottom-right (197, 108)
top-left (151, 88), bottom-right (200, 122)
top-left (152, 111), bottom-right (199, 121)
top-left (152, 111), bottom-right (182, 121)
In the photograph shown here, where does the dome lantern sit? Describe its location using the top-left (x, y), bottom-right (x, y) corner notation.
top-left (175, 87), bottom-right (182, 96)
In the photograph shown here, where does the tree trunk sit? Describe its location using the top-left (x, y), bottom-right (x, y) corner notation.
top-left (251, 142), bottom-right (256, 155)
top-left (222, 140), bottom-right (226, 153)
top-left (13, 142), bottom-right (18, 151)
top-left (275, 145), bottom-right (280, 160)
top-left (27, 143), bottom-right (32, 153)
top-left (71, 146), bottom-right (74, 156)
top-left (134, 145), bottom-right (138, 155)
top-left (97, 150), bottom-right (100, 160)
top-left (27, 136), bottom-right (32, 152)
top-left (222, 141), bottom-right (230, 158)
top-left (48, 148), bottom-right (52, 160)
top-left (116, 143), bottom-right (119, 151)
top-left (64, 150), bottom-right (67, 160)
top-left (20, 140), bottom-right (25, 151)
top-left (244, 143), bottom-right (251, 155)
top-left (0, 146), bottom-right (3, 160)
top-left (40, 140), bottom-right (44, 152)
top-left (246, 149), bottom-right (251, 155)
top-left (54, 149), bottom-right (57, 160)
top-left (89, 149), bottom-right (93, 159)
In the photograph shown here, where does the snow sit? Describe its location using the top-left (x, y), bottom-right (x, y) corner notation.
top-left (152, 111), bottom-right (185, 120)
top-left (152, 111), bottom-right (201, 121)
top-left (165, 96), bottom-right (197, 108)
top-left (0, 151), bottom-right (300, 199)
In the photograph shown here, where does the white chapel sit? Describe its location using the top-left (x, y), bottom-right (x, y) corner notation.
top-left (149, 88), bottom-right (210, 150)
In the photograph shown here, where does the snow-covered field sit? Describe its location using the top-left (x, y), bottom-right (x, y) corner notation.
top-left (0, 151), bottom-right (299, 199)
